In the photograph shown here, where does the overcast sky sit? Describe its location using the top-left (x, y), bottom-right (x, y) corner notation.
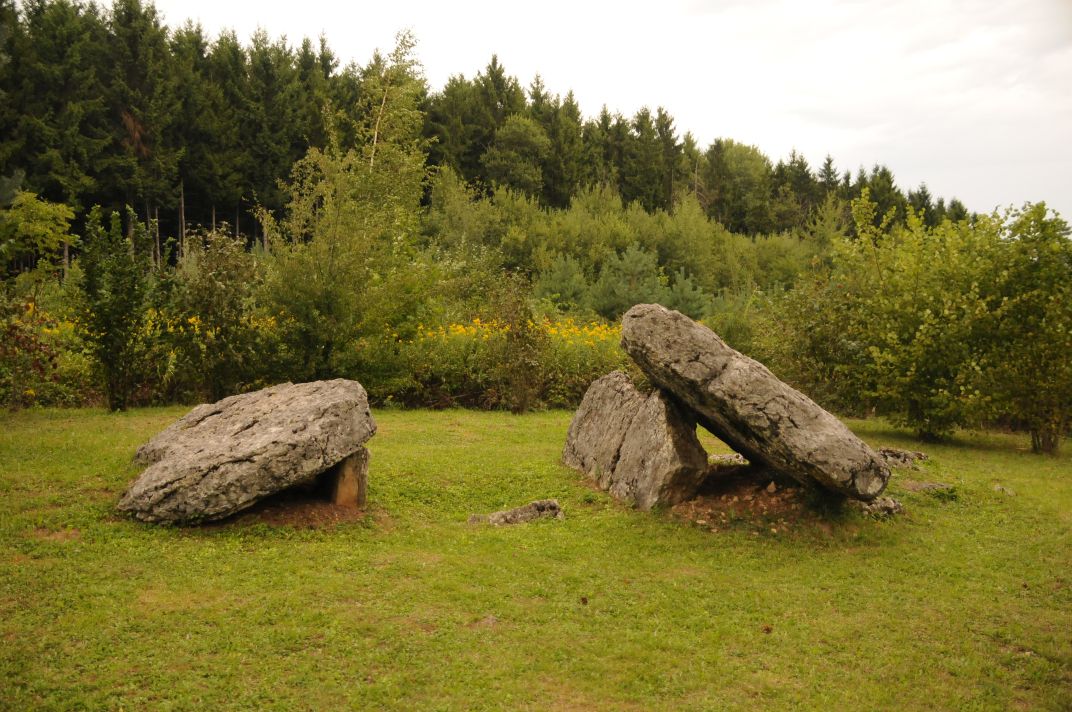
top-left (152, 0), bottom-right (1072, 219)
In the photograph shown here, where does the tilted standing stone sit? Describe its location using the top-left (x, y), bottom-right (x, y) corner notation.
top-left (563, 371), bottom-right (647, 491)
top-left (118, 379), bottom-right (376, 523)
top-left (563, 371), bottom-right (709, 510)
top-left (620, 304), bottom-right (889, 500)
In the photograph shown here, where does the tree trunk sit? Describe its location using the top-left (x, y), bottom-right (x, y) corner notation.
top-left (212, 204), bottom-right (216, 233)
top-left (1032, 416), bottom-right (1064, 454)
top-left (62, 239), bottom-right (69, 282)
top-left (145, 199), bottom-right (156, 267)
top-left (179, 179), bottom-right (186, 259)
top-left (235, 203), bottom-right (240, 239)
top-left (154, 206), bottom-right (161, 266)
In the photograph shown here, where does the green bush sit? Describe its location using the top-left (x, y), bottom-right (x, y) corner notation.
top-left (346, 314), bottom-right (629, 410)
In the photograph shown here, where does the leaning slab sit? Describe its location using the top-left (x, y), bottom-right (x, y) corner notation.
top-left (621, 304), bottom-right (889, 501)
top-left (118, 379), bottom-right (376, 524)
top-left (563, 371), bottom-right (709, 510)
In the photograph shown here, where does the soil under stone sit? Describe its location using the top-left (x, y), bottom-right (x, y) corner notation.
top-left (670, 464), bottom-right (845, 534)
top-left (197, 481), bottom-right (371, 530)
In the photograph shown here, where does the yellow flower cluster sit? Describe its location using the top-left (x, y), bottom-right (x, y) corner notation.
top-left (17, 303), bottom-right (75, 339)
top-left (540, 317), bottom-right (619, 346)
top-left (414, 316), bottom-right (620, 347)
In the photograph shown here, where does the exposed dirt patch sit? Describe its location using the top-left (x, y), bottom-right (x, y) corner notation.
top-left (467, 614), bottom-right (500, 629)
top-left (201, 488), bottom-right (370, 530)
top-left (671, 467), bottom-right (840, 534)
top-left (137, 586), bottom-right (235, 614)
top-left (898, 479), bottom-right (957, 502)
top-left (31, 527), bottom-right (81, 542)
top-left (400, 615), bottom-right (438, 635)
top-left (83, 487), bottom-right (119, 501)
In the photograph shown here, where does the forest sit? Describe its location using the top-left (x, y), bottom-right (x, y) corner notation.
top-left (1, 0), bottom-right (1069, 452)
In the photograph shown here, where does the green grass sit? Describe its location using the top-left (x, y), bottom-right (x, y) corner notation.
top-left (1, 408), bottom-right (1069, 710)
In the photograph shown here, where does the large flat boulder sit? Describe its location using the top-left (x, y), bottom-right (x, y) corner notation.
top-left (118, 379), bottom-right (376, 523)
top-left (563, 371), bottom-right (709, 510)
top-left (620, 304), bottom-right (889, 500)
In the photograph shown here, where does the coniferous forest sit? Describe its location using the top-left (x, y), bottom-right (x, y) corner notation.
top-left (1, 0), bottom-right (1069, 452)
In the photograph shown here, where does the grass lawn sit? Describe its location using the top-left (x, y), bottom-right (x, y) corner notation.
top-left (1, 407), bottom-right (1069, 710)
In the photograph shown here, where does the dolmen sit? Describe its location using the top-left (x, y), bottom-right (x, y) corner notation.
top-left (118, 379), bottom-right (376, 524)
top-left (564, 304), bottom-right (890, 510)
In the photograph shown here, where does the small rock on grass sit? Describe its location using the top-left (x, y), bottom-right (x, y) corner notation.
top-left (879, 447), bottom-right (929, 469)
top-left (901, 480), bottom-right (952, 493)
top-left (469, 499), bottom-right (565, 526)
top-left (853, 496), bottom-right (904, 517)
top-left (901, 480), bottom-right (958, 501)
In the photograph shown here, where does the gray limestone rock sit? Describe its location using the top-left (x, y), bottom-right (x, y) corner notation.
top-left (879, 447), bottom-right (928, 469)
top-left (613, 388), bottom-right (710, 510)
top-left (563, 371), bottom-right (709, 510)
top-left (901, 480), bottom-right (952, 494)
top-left (118, 379), bottom-right (376, 524)
top-left (562, 371), bottom-right (646, 491)
top-left (620, 304), bottom-right (890, 501)
top-left (853, 496), bottom-right (904, 517)
top-left (469, 499), bottom-right (565, 526)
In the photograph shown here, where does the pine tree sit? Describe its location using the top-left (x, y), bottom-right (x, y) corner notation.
top-left (466, 56), bottom-right (525, 188)
top-left (105, 0), bottom-right (182, 237)
top-left (533, 252), bottom-right (588, 311)
top-left (654, 107), bottom-right (681, 210)
top-left (908, 183), bottom-right (936, 227)
top-left (588, 242), bottom-right (668, 319)
top-left (579, 106), bottom-right (618, 188)
top-left (703, 139), bottom-right (775, 234)
top-left (619, 107), bottom-right (662, 211)
top-left (481, 115), bottom-right (550, 197)
top-left (818, 155), bottom-right (839, 194)
top-left (4, 0), bottom-right (112, 211)
top-left (539, 92), bottom-right (585, 208)
top-left (204, 30), bottom-right (249, 230)
top-left (294, 35), bottom-right (334, 150)
top-left (244, 29), bottom-right (303, 223)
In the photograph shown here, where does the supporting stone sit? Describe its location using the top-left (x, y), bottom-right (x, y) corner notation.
top-left (562, 371), bottom-right (709, 510)
top-left (331, 448), bottom-right (369, 508)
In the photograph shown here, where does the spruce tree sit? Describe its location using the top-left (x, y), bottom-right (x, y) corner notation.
top-left (5, 0), bottom-right (111, 211)
top-left (105, 0), bottom-right (182, 231)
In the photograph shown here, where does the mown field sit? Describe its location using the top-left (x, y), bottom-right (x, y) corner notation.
top-left (1, 407), bottom-right (1069, 710)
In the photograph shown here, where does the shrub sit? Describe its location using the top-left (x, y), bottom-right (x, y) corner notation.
top-left (76, 208), bottom-right (152, 411)
top-left (0, 294), bottom-right (95, 407)
top-left (349, 314), bottom-right (629, 411)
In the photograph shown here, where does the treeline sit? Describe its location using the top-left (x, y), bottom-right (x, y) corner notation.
top-left (1, 3), bottom-right (1069, 453)
top-left (0, 0), bottom-right (359, 241)
top-left (1, 0), bottom-right (969, 244)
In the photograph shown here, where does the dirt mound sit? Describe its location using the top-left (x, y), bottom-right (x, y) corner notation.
top-left (202, 487), bottom-right (370, 529)
top-left (670, 468), bottom-right (823, 534)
